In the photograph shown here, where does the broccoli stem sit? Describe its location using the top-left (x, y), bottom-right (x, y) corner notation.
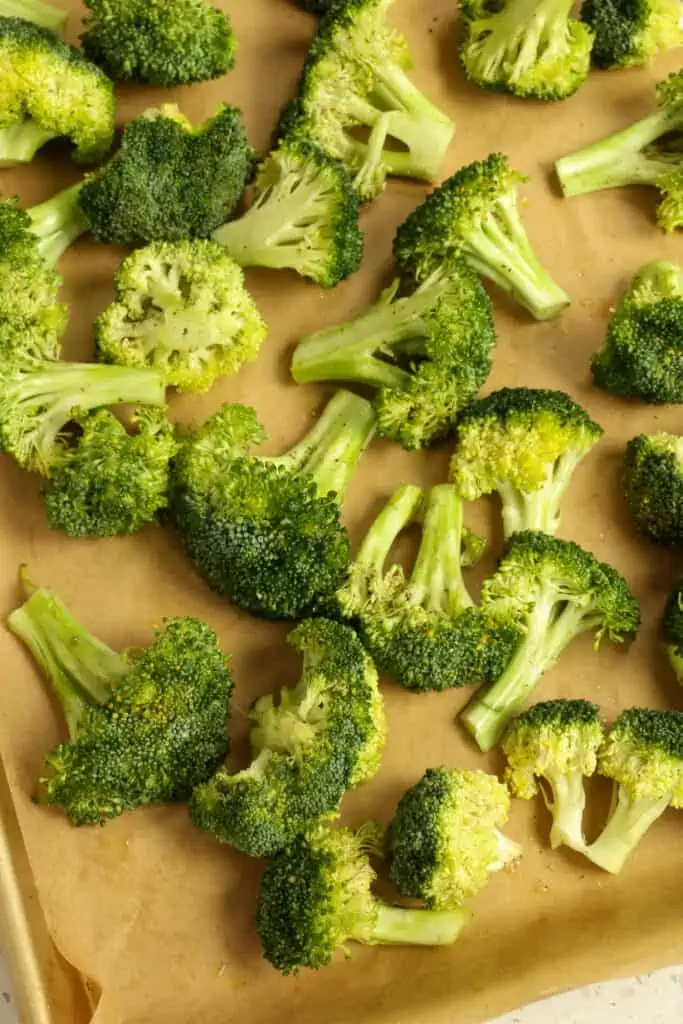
top-left (410, 484), bottom-right (474, 616)
top-left (27, 183), bottom-right (89, 266)
top-left (367, 903), bottom-right (471, 946)
top-left (585, 788), bottom-right (670, 874)
top-left (470, 0), bottom-right (576, 81)
top-left (354, 485), bottom-right (424, 578)
top-left (0, 121), bottom-right (61, 168)
top-left (498, 451), bottom-right (586, 536)
top-left (0, 0), bottom-right (67, 31)
top-left (542, 770), bottom-right (588, 851)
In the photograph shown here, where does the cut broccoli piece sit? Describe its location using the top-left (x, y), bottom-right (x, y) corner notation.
top-left (0, 0), bottom-right (67, 32)
top-left (291, 254), bottom-right (496, 450)
top-left (450, 388), bottom-right (604, 539)
top-left (8, 572), bottom-right (234, 826)
top-left (81, 0), bottom-right (235, 87)
top-left (42, 408), bottom-right (179, 538)
top-left (460, 0), bottom-right (594, 100)
top-left (585, 708), bottom-right (683, 873)
top-left (623, 432), bottom-right (683, 544)
top-left (0, 16), bottom-right (114, 166)
top-left (388, 767), bottom-right (521, 908)
top-left (257, 822), bottom-right (472, 973)
top-left (555, 70), bottom-right (683, 231)
top-left (94, 240), bottom-right (267, 394)
top-left (278, 0), bottom-right (454, 201)
top-left (170, 391), bottom-right (376, 620)
top-left (190, 619), bottom-right (386, 858)
top-left (461, 531), bottom-right (641, 751)
top-left (591, 260), bottom-right (683, 403)
top-left (581, 0), bottom-right (683, 70)
top-left (24, 183), bottom-right (89, 267)
top-left (78, 104), bottom-right (254, 245)
top-left (663, 579), bottom-right (683, 683)
top-left (213, 140), bottom-right (363, 288)
top-left (503, 699), bottom-right (603, 850)
top-left (394, 154), bottom-right (569, 321)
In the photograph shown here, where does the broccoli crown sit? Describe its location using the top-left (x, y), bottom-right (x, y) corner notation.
top-left (78, 104), bottom-right (254, 245)
top-left (663, 580), bottom-right (683, 682)
top-left (388, 767), bottom-right (519, 908)
top-left (42, 407), bottom-right (179, 538)
top-left (623, 432), bottom-right (683, 545)
top-left (598, 708), bottom-right (683, 804)
top-left (592, 261), bottom-right (683, 403)
top-left (170, 392), bottom-right (375, 620)
top-left (0, 16), bottom-right (114, 164)
top-left (460, 0), bottom-right (594, 101)
top-left (190, 619), bottom-right (386, 857)
top-left (213, 138), bottom-right (363, 289)
top-left (95, 240), bottom-right (267, 394)
top-left (81, 0), bottom-right (235, 87)
top-left (581, 0), bottom-right (682, 69)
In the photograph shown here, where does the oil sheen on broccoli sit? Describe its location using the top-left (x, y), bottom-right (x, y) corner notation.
top-left (623, 432), bottom-right (683, 544)
top-left (581, 0), bottom-right (683, 70)
top-left (663, 579), bottom-right (683, 684)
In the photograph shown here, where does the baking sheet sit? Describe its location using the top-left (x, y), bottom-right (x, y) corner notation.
top-left (1, 1), bottom-right (683, 1022)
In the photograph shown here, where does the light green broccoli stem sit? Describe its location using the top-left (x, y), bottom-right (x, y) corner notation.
top-left (354, 485), bottom-right (424, 579)
top-left (542, 770), bottom-right (589, 851)
top-left (0, 0), bottom-right (67, 31)
top-left (28, 183), bottom-right (88, 266)
top-left (410, 484), bottom-right (474, 616)
top-left (0, 122), bottom-right (61, 168)
top-left (585, 787), bottom-right (671, 874)
top-left (498, 450), bottom-right (586, 537)
top-left (366, 903), bottom-right (471, 946)
top-left (465, 0), bottom-right (576, 83)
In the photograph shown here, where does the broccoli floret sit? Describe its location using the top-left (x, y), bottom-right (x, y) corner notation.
top-left (94, 240), bottom-right (267, 394)
top-left (212, 140), bottom-right (363, 288)
top-left (555, 71), bottom-right (683, 231)
top-left (663, 580), bottom-right (683, 683)
top-left (0, 17), bottom-right (114, 166)
top-left (503, 699), bottom-right (603, 850)
top-left (461, 531), bottom-right (641, 752)
top-left (291, 255), bottom-right (496, 450)
top-left (460, 0), bottom-right (593, 100)
top-left (8, 572), bottom-right (234, 826)
top-left (388, 767), bottom-right (521, 909)
top-left (278, 0), bottom-right (454, 201)
top-left (257, 822), bottom-right (472, 973)
top-left (81, 0), bottom-right (235, 87)
top-left (42, 408), bottom-right (179, 538)
top-left (78, 104), bottom-right (254, 245)
top-left (0, 0), bottom-right (67, 32)
top-left (190, 619), bottom-right (386, 858)
top-left (170, 391), bottom-right (375, 620)
top-left (584, 708), bottom-right (683, 873)
top-left (450, 388), bottom-right (604, 539)
top-left (394, 154), bottom-right (569, 321)
top-left (581, 0), bottom-right (682, 70)
top-left (591, 261), bottom-right (683, 402)
top-left (623, 432), bottom-right (683, 544)
top-left (294, 0), bottom-right (333, 12)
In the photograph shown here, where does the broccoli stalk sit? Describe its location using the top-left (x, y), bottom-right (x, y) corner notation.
top-left (0, 0), bottom-right (67, 32)
top-left (26, 183), bottom-right (88, 266)
top-left (0, 122), bottom-right (59, 167)
top-left (588, 787), bottom-right (670, 872)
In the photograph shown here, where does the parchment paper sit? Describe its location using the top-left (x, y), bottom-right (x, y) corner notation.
top-left (1, 2), bottom-right (682, 1022)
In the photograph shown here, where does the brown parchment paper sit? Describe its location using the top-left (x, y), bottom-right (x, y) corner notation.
top-left (1, 1), bottom-right (683, 1022)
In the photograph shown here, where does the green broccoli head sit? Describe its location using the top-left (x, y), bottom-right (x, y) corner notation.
top-left (0, 0), bottom-right (68, 33)
top-left (663, 580), bottom-right (683, 684)
top-left (393, 154), bottom-right (569, 321)
top-left (623, 432), bottom-right (683, 545)
top-left (581, 0), bottom-right (682, 70)
top-left (278, 0), bottom-right (454, 201)
top-left (592, 261), bottom-right (683, 403)
top-left (388, 767), bottom-right (521, 908)
top-left (503, 699), bottom-right (603, 850)
top-left (0, 16), bottom-right (114, 166)
top-left (78, 104), bottom-right (254, 245)
top-left (81, 0), bottom-right (235, 86)
top-left (460, 0), bottom-right (594, 101)
top-left (450, 388), bottom-right (604, 538)
top-left (95, 240), bottom-right (267, 394)
top-left (213, 139), bottom-right (363, 288)
top-left (190, 619), bottom-right (387, 858)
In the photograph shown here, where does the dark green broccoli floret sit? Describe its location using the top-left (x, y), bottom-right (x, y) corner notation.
top-left (291, 254), bottom-right (496, 450)
top-left (42, 408), bottom-right (179, 538)
top-left (591, 261), bottom-right (683, 402)
top-left (81, 0), bottom-right (235, 87)
top-left (584, 708), bottom-right (683, 873)
top-left (460, 0), bottom-right (593, 100)
top-left (388, 767), bottom-right (520, 909)
top-left (213, 140), bottom-right (363, 288)
top-left (461, 531), bottom-right (641, 751)
top-left (278, 0), bottom-right (454, 201)
top-left (94, 240), bottom-right (267, 394)
top-left (623, 432), bottom-right (683, 544)
top-left (503, 699), bottom-right (603, 850)
top-left (555, 71), bottom-right (683, 231)
top-left (294, 0), bottom-right (333, 12)
top-left (581, 0), bottom-right (682, 70)
top-left (257, 822), bottom-right (472, 974)
top-left (190, 619), bottom-right (386, 858)
top-left (78, 104), bottom-right (254, 245)
top-left (394, 154), bottom-right (569, 321)
top-left (450, 388), bottom-right (604, 538)
top-left (8, 572), bottom-right (234, 826)
top-left (663, 579), bottom-right (683, 684)
top-left (0, 0), bottom-right (67, 32)
top-left (0, 16), bottom-right (114, 166)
